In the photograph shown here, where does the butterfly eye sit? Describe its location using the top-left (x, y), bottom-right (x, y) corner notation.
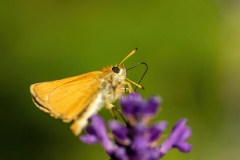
top-left (112, 67), bottom-right (120, 73)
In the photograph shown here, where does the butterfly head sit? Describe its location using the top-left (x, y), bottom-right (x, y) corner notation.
top-left (111, 64), bottom-right (127, 81)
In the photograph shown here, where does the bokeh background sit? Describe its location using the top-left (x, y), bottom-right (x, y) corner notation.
top-left (1, 0), bottom-right (240, 159)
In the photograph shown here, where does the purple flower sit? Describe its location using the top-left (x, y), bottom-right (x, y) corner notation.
top-left (80, 93), bottom-right (192, 160)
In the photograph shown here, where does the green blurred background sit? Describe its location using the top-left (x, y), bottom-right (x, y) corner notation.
top-left (1, 0), bottom-right (240, 159)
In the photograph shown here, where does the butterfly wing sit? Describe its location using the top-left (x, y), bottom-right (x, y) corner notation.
top-left (30, 71), bottom-right (104, 122)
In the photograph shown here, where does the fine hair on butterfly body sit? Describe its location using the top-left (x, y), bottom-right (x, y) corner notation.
top-left (30, 48), bottom-right (143, 135)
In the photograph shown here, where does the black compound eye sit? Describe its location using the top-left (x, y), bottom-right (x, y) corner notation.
top-left (112, 67), bottom-right (120, 73)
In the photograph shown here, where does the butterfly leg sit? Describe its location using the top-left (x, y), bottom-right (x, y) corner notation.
top-left (122, 87), bottom-right (131, 93)
top-left (106, 100), bottom-right (118, 120)
top-left (122, 81), bottom-right (134, 93)
top-left (111, 106), bottom-right (128, 124)
top-left (106, 100), bottom-right (128, 123)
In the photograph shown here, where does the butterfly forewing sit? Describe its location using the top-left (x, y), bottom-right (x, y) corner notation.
top-left (30, 71), bottom-right (105, 122)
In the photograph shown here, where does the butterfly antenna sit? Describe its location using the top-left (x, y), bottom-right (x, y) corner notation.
top-left (127, 62), bottom-right (148, 91)
top-left (118, 48), bottom-right (138, 66)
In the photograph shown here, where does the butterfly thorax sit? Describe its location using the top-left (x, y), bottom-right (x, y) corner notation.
top-left (100, 65), bottom-right (126, 103)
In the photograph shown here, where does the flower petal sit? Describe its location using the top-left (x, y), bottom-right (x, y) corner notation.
top-left (132, 136), bottom-right (148, 150)
top-left (148, 121), bottom-right (167, 142)
top-left (121, 92), bottom-right (143, 115)
top-left (144, 96), bottom-right (161, 115)
top-left (109, 120), bottom-right (130, 145)
top-left (158, 119), bottom-right (192, 158)
top-left (111, 147), bottom-right (127, 160)
top-left (175, 142), bottom-right (193, 152)
top-left (80, 115), bottom-right (116, 153)
top-left (80, 135), bottom-right (98, 144)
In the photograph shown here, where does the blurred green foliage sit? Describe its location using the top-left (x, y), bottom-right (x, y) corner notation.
top-left (1, 0), bottom-right (240, 160)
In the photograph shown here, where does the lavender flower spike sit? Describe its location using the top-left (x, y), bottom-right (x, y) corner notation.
top-left (80, 93), bottom-right (192, 160)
